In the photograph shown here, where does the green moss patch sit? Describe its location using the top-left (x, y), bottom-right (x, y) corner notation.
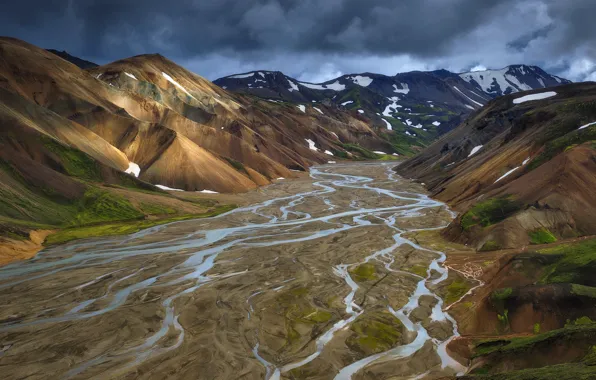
top-left (529, 228), bottom-right (557, 245)
top-left (445, 278), bottom-right (473, 305)
top-left (42, 137), bottom-right (102, 181)
top-left (474, 323), bottom-right (596, 358)
top-left (45, 204), bottom-right (236, 245)
top-left (349, 263), bottom-right (377, 282)
top-left (539, 239), bottom-right (596, 286)
top-left (346, 311), bottom-right (403, 355)
top-left (480, 240), bottom-right (502, 251)
top-left (460, 196), bottom-right (522, 231)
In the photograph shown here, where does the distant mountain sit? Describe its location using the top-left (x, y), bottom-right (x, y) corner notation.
top-left (215, 66), bottom-right (570, 153)
top-left (46, 49), bottom-right (98, 69)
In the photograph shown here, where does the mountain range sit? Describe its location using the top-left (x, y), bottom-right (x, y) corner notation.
top-left (0, 37), bottom-right (399, 249)
top-left (215, 66), bottom-right (570, 154)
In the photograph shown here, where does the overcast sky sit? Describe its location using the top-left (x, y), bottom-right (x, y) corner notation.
top-left (2, 0), bottom-right (596, 83)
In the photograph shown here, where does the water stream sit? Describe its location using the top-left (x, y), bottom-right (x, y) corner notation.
top-left (0, 162), bottom-right (466, 379)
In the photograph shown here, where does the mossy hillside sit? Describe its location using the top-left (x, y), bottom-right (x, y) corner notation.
top-left (528, 228), bottom-right (557, 245)
top-left (339, 143), bottom-right (379, 160)
top-left (42, 137), bottom-right (102, 181)
top-left (465, 362), bottom-right (596, 379)
top-left (538, 238), bottom-right (596, 286)
top-left (461, 196), bottom-right (523, 231)
top-left (45, 204), bottom-right (236, 245)
top-left (346, 310), bottom-right (404, 355)
top-left (527, 122), bottom-right (596, 171)
top-left (473, 322), bottom-right (596, 358)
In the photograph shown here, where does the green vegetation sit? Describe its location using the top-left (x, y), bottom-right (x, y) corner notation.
top-left (460, 196), bottom-right (522, 230)
top-left (349, 263), bottom-right (377, 282)
top-left (69, 188), bottom-right (144, 226)
top-left (571, 284), bottom-right (596, 299)
top-left (466, 363), bottom-right (596, 379)
top-left (480, 240), bottom-right (502, 251)
top-left (534, 323), bottom-right (541, 334)
top-left (527, 123), bottom-right (596, 171)
top-left (339, 143), bottom-right (379, 160)
top-left (346, 311), bottom-right (403, 355)
top-left (566, 317), bottom-right (594, 327)
top-left (45, 204), bottom-right (236, 245)
top-left (42, 137), bottom-right (102, 181)
top-left (529, 228), bottom-right (557, 245)
top-left (474, 323), bottom-right (596, 358)
top-left (224, 157), bottom-right (248, 175)
top-left (406, 264), bottom-right (428, 277)
top-left (539, 239), bottom-right (596, 285)
top-left (445, 278), bottom-right (472, 304)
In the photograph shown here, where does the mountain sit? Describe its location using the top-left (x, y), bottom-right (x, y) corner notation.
top-left (0, 37), bottom-right (397, 252)
top-left (395, 82), bottom-right (596, 251)
top-left (215, 66), bottom-right (570, 154)
top-left (46, 49), bottom-right (99, 69)
top-left (395, 82), bottom-right (596, 379)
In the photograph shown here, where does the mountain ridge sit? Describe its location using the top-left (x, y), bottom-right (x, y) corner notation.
top-left (215, 65), bottom-right (570, 154)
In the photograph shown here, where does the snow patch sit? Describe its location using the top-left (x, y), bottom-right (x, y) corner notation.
top-left (297, 105), bottom-right (306, 113)
top-left (513, 91), bottom-right (557, 104)
top-left (124, 72), bottom-right (137, 80)
top-left (382, 96), bottom-right (401, 117)
top-left (288, 79), bottom-right (299, 92)
top-left (156, 184), bottom-right (184, 192)
top-left (357, 109), bottom-right (364, 114)
top-left (432, 121), bottom-right (441, 126)
top-left (349, 75), bottom-right (373, 87)
top-left (199, 189), bottom-right (219, 194)
top-left (313, 107), bottom-right (324, 115)
top-left (460, 68), bottom-right (532, 94)
top-left (453, 86), bottom-right (483, 107)
top-left (125, 162), bottom-right (141, 177)
top-left (305, 139), bottom-right (318, 151)
top-left (465, 105), bottom-right (475, 110)
top-left (393, 83), bottom-right (410, 94)
top-left (229, 72), bottom-right (255, 79)
top-left (324, 150), bottom-right (334, 156)
top-left (341, 100), bottom-right (354, 106)
top-left (373, 151), bottom-right (387, 155)
top-left (162, 72), bottom-right (195, 99)
top-left (468, 145), bottom-right (483, 157)
top-left (381, 118), bottom-right (392, 130)
top-left (578, 121), bottom-right (596, 130)
top-left (299, 80), bottom-right (345, 91)
top-left (328, 161), bottom-right (336, 164)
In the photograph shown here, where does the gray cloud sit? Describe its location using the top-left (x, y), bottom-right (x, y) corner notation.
top-left (1, 0), bottom-right (596, 82)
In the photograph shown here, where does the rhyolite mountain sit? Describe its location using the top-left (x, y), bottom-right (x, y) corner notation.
top-left (215, 66), bottom-right (570, 153)
top-left (396, 82), bottom-right (596, 251)
top-left (0, 37), bottom-right (398, 246)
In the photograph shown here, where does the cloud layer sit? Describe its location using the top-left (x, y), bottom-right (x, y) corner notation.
top-left (2, 0), bottom-right (596, 82)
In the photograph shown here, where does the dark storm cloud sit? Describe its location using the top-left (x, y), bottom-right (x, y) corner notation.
top-left (2, 0), bottom-right (596, 81)
top-left (0, 0), bottom-right (513, 57)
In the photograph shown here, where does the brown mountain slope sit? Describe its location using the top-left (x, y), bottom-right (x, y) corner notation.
top-left (0, 37), bottom-right (394, 194)
top-left (396, 82), bottom-right (596, 250)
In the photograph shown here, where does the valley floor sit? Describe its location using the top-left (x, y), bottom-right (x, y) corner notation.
top-left (0, 162), bottom-right (469, 379)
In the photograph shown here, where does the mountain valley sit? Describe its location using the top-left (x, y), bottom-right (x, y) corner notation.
top-left (0, 34), bottom-right (595, 380)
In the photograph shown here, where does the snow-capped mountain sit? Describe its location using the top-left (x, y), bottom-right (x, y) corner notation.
top-left (214, 65), bottom-right (570, 150)
top-left (459, 65), bottom-right (568, 96)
